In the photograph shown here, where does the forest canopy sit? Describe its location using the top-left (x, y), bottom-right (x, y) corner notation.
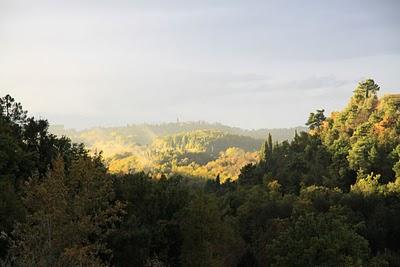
top-left (1, 79), bottom-right (400, 266)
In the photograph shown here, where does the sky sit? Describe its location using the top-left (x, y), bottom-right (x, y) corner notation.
top-left (1, 0), bottom-right (399, 129)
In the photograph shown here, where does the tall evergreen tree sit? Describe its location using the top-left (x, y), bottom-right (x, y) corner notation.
top-left (353, 79), bottom-right (380, 99)
top-left (306, 109), bottom-right (326, 131)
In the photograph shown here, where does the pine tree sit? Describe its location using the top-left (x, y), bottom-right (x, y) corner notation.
top-left (268, 133), bottom-right (273, 155)
top-left (306, 109), bottom-right (326, 131)
top-left (353, 79), bottom-right (380, 100)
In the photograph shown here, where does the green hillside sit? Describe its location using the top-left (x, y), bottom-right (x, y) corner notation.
top-left (150, 130), bottom-right (262, 154)
top-left (49, 122), bottom-right (301, 179)
top-left (106, 130), bottom-right (261, 180)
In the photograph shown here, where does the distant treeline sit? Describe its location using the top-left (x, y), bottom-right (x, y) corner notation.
top-left (49, 121), bottom-right (306, 146)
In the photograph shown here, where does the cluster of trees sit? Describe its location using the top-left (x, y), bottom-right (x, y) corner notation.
top-left (106, 146), bottom-right (258, 181)
top-left (1, 79), bottom-right (400, 266)
top-left (0, 95), bottom-right (123, 265)
top-left (231, 79), bottom-right (400, 265)
top-left (150, 130), bottom-right (261, 155)
top-left (170, 147), bottom-right (259, 182)
top-left (106, 130), bottom-right (261, 180)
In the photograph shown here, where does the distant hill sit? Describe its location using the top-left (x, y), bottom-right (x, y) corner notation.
top-left (49, 122), bottom-right (305, 179)
top-left (49, 121), bottom-right (306, 148)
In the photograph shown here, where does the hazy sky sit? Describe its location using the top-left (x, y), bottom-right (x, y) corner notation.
top-left (1, 0), bottom-right (399, 129)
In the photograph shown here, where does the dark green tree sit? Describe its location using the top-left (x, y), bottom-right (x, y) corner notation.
top-left (354, 79), bottom-right (380, 99)
top-left (306, 109), bottom-right (326, 131)
top-left (180, 193), bottom-right (244, 267)
top-left (267, 210), bottom-right (369, 266)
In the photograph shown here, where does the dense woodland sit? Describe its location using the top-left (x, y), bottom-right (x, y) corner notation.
top-left (1, 79), bottom-right (400, 266)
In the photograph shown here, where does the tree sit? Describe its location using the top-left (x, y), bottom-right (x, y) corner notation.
top-left (12, 156), bottom-right (125, 266)
top-left (238, 164), bottom-right (263, 186)
top-left (347, 137), bottom-right (376, 172)
top-left (392, 145), bottom-right (400, 178)
top-left (267, 210), bottom-right (370, 266)
top-left (267, 133), bottom-right (273, 155)
top-left (0, 94), bottom-right (93, 261)
top-left (350, 171), bottom-right (383, 195)
top-left (306, 109), bottom-right (326, 131)
top-left (260, 133), bottom-right (273, 162)
top-left (111, 173), bottom-right (191, 266)
top-left (180, 194), bottom-right (244, 267)
top-left (0, 94), bottom-right (27, 124)
top-left (354, 79), bottom-right (380, 99)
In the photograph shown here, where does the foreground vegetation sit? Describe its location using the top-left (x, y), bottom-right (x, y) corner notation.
top-left (1, 79), bottom-right (400, 266)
